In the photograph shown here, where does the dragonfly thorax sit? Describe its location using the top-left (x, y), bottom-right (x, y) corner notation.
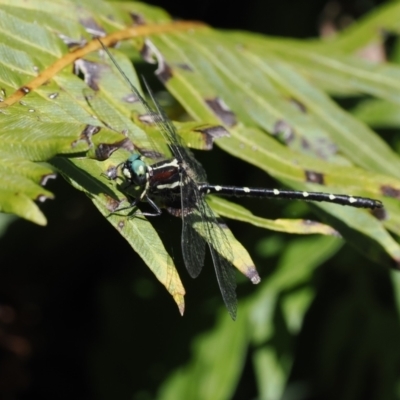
top-left (148, 158), bottom-right (182, 192)
top-left (122, 153), bottom-right (148, 186)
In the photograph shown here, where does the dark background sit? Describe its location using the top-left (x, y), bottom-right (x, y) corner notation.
top-left (146, 0), bottom-right (387, 37)
top-left (1, 1), bottom-right (399, 400)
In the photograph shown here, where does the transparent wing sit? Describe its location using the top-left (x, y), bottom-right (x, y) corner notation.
top-left (140, 80), bottom-right (208, 182)
top-left (182, 176), bottom-right (237, 319)
top-left (208, 245), bottom-right (237, 320)
top-left (181, 208), bottom-right (207, 279)
top-left (99, 41), bottom-right (236, 317)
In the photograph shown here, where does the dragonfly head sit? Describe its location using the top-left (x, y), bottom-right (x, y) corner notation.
top-left (122, 153), bottom-right (148, 186)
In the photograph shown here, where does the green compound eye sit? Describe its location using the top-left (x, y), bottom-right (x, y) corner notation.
top-left (122, 154), bottom-right (148, 186)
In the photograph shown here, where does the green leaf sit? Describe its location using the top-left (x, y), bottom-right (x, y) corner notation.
top-left (159, 311), bottom-right (249, 400)
top-left (1, 0), bottom-right (399, 311)
top-left (157, 236), bottom-right (341, 400)
top-left (207, 195), bottom-right (338, 236)
top-left (352, 99), bottom-right (400, 128)
top-left (51, 156), bottom-right (186, 313)
top-left (249, 236), bottom-right (342, 398)
top-left (324, 1), bottom-right (400, 53)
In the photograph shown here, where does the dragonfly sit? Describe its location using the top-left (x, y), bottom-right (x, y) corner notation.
top-left (99, 41), bottom-right (383, 320)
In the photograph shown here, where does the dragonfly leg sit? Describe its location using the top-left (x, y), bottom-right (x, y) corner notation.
top-left (113, 194), bottom-right (162, 218)
top-left (134, 195), bottom-right (162, 217)
top-left (112, 196), bottom-right (140, 214)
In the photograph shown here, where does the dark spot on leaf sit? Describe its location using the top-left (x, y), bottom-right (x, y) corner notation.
top-left (140, 39), bottom-right (173, 83)
top-left (40, 173), bottom-right (57, 186)
top-left (302, 219), bottom-right (318, 226)
top-left (196, 125), bottom-right (230, 139)
top-left (122, 93), bottom-right (140, 103)
top-left (58, 33), bottom-right (87, 48)
top-left (272, 120), bottom-right (295, 143)
top-left (138, 148), bottom-right (164, 160)
top-left (381, 185), bottom-right (400, 199)
top-left (129, 12), bottom-right (146, 25)
top-left (81, 124), bottom-right (101, 145)
top-left (105, 194), bottom-right (122, 212)
top-left (156, 62), bottom-right (173, 84)
top-left (300, 137), bottom-right (311, 150)
top-left (36, 194), bottom-right (53, 202)
top-left (205, 98), bottom-right (237, 127)
top-left (79, 17), bottom-right (106, 37)
top-left (119, 139), bottom-right (135, 152)
top-left (194, 125), bottom-right (230, 149)
top-left (314, 138), bottom-right (338, 159)
top-left (245, 267), bottom-right (261, 284)
top-left (140, 40), bottom-right (157, 64)
top-left (105, 14), bottom-right (117, 22)
top-left (118, 220), bottom-right (125, 230)
top-left (74, 59), bottom-right (108, 91)
top-left (371, 207), bottom-right (387, 221)
top-left (290, 97), bottom-right (307, 113)
top-left (95, 138), bottom-right (133, 161)
top-left (328, 142), bottom-right (338, 154)
top-left (72, 124), bottom-right (101, 148)
top-left (305, 170), bottom-right (324, 184)
top-left (176, 63), bottom-right (193, 72)
top-left (96, 146), bottom-right (117, 162)
top-left (138, 113), bottom-right (161, 125)
top-left (120, 138), bottom-right (136, 152)
top-left (105, 165), bottom-right (119, 180)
